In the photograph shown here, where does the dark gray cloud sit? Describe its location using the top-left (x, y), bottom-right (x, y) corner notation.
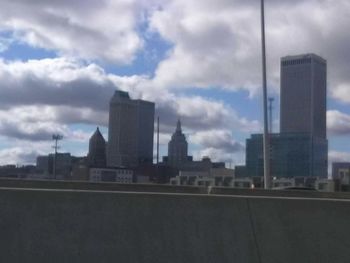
top-left (0, 61), bottom-right (114, 111)
top-left (0, 121), bottom-right (57, 141)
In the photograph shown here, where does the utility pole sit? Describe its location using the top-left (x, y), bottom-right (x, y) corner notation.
top-left (268, 97), bottom-right (274, 133)
top-left (52, 134), bottom-right (63, 180)
top-left (260, 0), bottom-right (271, 189)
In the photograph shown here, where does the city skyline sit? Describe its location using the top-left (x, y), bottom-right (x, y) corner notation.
top-left (0, 1), bottom-right (349, 170)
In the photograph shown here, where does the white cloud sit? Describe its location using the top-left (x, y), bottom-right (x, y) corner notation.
top-left (0, 0), bottom-right (145, 64)
top-left (147, 0), bottom-right (350, 101)
top-left (0, 142), bottom-right (51, 165)
top-left (189, 129), bottom-right (245, 164)
top-left (331, 84), bottom-right (350, 104)
top-left (0, 105), bottom-right (98, 142)
top-left (329, 151), bottom-right (350, 163)
top-left (1, 0), bottom-right (350, 103)
top-left (190, 130), bottom-right (244, 153)
top-left (0, 57), bottom-right (259, 133)
top-left (192, 147), bottom-right (244, 166)
top-left (0, 58), bottom-right (116, 111)
top-left (327, 110), bottom-right (350, 136)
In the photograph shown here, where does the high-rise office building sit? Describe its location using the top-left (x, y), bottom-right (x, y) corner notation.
top-left (87, 127), bottom-right (106, 167)
top-left (244, 54), bottom-right (328, 178)
top-left (280, 54), bottom-right (327, 139)
top-left (280, 54), bottom-right (328, 177)
top-left (107, 90), bottom-right (155, 168)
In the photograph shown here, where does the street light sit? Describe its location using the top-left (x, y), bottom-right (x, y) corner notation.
top-left (52, 134), bottom-right (63, 180)
top-left (260, 0), bottom-right (271, 189)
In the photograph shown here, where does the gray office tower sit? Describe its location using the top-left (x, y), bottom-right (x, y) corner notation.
top-left (107, 90), bottom-right (155, 168)
top-left (281, 54), bottom-right (327, 139)
top-left (246, 54), bottom-right (328, 178)
top-left (281, 54), bottom-right (328, 177)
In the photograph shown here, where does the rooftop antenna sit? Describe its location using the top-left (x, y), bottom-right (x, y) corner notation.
top-left (52, 134), bottom-right (63, 180)
top-left (268, 97), bottom-right (274, 133)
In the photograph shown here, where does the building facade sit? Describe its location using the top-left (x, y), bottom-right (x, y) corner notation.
top-left (107, 90), bottom-right (155, 168)
top-left (246, 133), bottom-right (328, 178)
top-left (89, 167), bottom-right (133, 183)
top-left (332, 162), bottom-right (350, 180)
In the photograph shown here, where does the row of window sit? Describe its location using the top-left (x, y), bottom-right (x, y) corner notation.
top-left (92, 169), bottom-right (132, 175)
top-left (282, 58), bottom-right (312, 66)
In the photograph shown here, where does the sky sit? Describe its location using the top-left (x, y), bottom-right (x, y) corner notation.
top-left (0, 0), bottom-right (349, 170)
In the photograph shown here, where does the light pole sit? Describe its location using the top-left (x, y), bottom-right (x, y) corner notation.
top-left (260, 0), bottom-right (271, 189)
top-left (52, 134), bottom-right (63, 180)
top-left (268, 97), bottom-right (274, 133)
top-left (157, 116), bottom-right (160, 164)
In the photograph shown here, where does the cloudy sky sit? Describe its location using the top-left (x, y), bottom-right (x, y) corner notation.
top-left (0, 0), bottom-right (349, 169)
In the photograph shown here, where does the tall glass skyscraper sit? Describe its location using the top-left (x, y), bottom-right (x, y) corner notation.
top-left (245, 54), bottom-right (328, 178)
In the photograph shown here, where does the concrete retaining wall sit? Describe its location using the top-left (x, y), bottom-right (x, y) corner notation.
top-left (0, 186), bottom-right (349, 262)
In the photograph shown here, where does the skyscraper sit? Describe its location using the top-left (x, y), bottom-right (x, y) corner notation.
top-left (245, 54), bottom-right (328, 178)
top-left (167, 120), bottom-right (188, 167)
top-left (280, 53), bottom-right (328, 177)
top-left (107, 90), bottom-right (155, 168)
top-left (87, 127), bottom-right (106, 167)
top-left (280, 54), bottom-right (327, 139)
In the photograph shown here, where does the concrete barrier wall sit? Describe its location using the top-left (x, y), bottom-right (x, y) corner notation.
top-left (2, 178), bottom-right (350, 199)
top-left (0, 187), bottom-right (349, 263)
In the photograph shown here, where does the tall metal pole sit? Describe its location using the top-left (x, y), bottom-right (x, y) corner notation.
top-left (260, 0), bottom-right (271, 189)
top-left (53, 138), bottom-right (58, 180)
top-left (268, 97), bottom-right (274, 133)
top-left (156, 116), bottom-right (160, 164)
top-left (52, 134), bottom-right (63, 180)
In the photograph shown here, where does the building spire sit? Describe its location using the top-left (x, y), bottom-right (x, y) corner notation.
top-left (176, 119), bottom-right (182, 133)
